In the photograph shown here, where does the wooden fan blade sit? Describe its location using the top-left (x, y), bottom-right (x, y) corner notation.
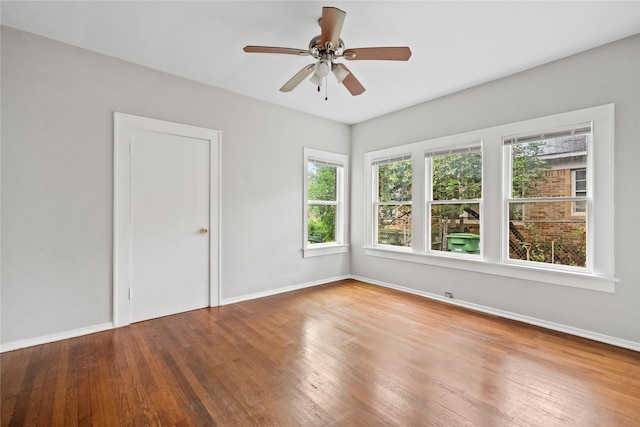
top-left (280, 64), bottom-right (316, 92)
top-left (244, 46), bottom-right (309, 56)
top-left (335, 63), bottom-right (365, 96)
top-left (319, 7), bottom-right (346, 49)
top-left (343, 47), bottom-right (412, 61)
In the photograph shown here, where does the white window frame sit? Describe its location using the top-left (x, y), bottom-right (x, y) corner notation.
top-left (503, 124), bottom-right (592, 273)
top-left (364, 104), bottom-right (616, 292)
top-left (426, 143), bottom-right (483, 257)
top-left (373, 155), bottom-right (413, 249)
top-left (303, 148), bottom-right (349, 258)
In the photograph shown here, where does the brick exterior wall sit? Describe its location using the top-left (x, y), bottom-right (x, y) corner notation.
top-left (510, 168), bottom-right (586, 266)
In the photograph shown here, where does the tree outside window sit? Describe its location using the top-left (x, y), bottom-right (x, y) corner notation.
top-left (429, 147), bottom-right (482, 253)
top-left (307, 161), bottom-right (338, 244)
top-left (375, 157), bottom-right (412, 247)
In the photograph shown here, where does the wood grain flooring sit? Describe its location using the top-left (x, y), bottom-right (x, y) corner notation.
top-left (2, 279), bottom-right (639, 426)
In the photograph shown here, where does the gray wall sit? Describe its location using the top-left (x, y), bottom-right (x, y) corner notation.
top-left (1, 27), bottom-right (350, 345)
top-left (3, 25), bottom-right (639, 349)
top-left (351, 34), bottom-right (640, 345)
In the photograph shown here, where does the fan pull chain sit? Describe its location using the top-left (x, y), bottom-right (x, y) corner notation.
top-left (325, 76), bottom-right (328, 101)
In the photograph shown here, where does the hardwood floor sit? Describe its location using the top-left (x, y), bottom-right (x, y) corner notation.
top-left (2, 279), bottom-right (639, 426)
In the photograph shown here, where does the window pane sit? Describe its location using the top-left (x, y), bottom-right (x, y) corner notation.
top-left (432, 152), bottom-right (482, 200)
top-left (378, 160), bottom-right (412, 202)
top-left (512, 135), bottom-right (587, 198)
top-left (377, 204), bottom-right (412, 246)
top-left (308, 162), bottom-right (337, 201)
top-left (430, 203), bottom-right (480, 253)
top-left (308, 204), bottom-right (336, 244)
top-left (574, 168), bottom-right (587, 203)
top-left (508, 201), bottom-right (586, 267)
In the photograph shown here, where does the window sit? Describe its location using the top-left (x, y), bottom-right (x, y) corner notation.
top-left (364, 104), bottom-right (615, 292)
top-left (504, 126), bottom-right (589, 269)
top-left (308, 160), bottom-right (338, 244)
top-left (374, 156), bottom-right (412, 247)
top-left (303, 148), bottom-right (348, 257)
top-left (427, 145), bottom-right (482, 255)
top-left (572, 168), bottom-right (587, 214)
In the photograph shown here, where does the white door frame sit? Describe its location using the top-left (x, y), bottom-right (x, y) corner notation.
top-left (113, 112), bottom-right (221, 327)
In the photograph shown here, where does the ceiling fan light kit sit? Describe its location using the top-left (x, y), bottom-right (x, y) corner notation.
top-left (331, 63), bottom-right (350, 84)
top-left (243, 6), bottom-right (411, 97)
top-left (309, 73), bottom-right (323, 88)
top-left (314, 60), bottom-right (331, 78)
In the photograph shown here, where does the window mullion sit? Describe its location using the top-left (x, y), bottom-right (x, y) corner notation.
top-left (308, 200), bottom-right (338, 205)
top-left (430, 199), bottom-right (482, 205)
top-left (506, 196), bottom-right (589, 203)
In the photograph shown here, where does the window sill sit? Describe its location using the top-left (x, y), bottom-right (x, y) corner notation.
top-left (363, 247), bottom-right (617, 293)
top-left (304, 244), bottom-right (349, 258)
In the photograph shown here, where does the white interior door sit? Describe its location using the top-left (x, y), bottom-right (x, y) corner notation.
top-left (114, 113), bottom-right (220, 327)
top-left (130, 130), bottom-right (210, 322)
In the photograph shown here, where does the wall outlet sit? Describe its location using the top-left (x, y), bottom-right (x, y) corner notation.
top-left (445, 292), bottom-right (454, 299)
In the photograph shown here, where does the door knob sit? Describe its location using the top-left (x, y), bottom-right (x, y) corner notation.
top-left (200, 228), bottom-right (208, 234)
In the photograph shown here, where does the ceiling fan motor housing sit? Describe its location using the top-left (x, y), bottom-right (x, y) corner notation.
top-left (309, 35), bottom-right (345, 60)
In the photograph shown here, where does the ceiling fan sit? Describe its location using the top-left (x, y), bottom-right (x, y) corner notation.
top-left (243, 6), bottom-right (411, 97)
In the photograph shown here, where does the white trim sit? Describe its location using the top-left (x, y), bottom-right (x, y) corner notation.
top-left (352, 276), bottom-right (639, 353)
top-left (303, 244), bottom-right (349, 258)
top-left (425, 143), bottom-right (482, 158)
top-left (364, 246), bottom-right (615, 292)
top-left (113, 112), bottom-right (221, 327)
top-left (505, 196), bottom-right (588, 203)
top-left (220, 275), bottom-right (351, 305)
top-left (3, 277), bottom-right (637, 354)
top-left (0, 276), bottom-right (344, 352)
top-left (502, 122), bottom-right (592, 145)
top-left (0, 323), bottom-right (113, 353)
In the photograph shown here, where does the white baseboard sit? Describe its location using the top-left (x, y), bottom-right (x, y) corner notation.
top-left (220, 275), bottom-right (351, 306)
top-left (0, 276), bottom-right (351, 353)
top-left (352, 275), bottom-right (640, 353)
top-left (6, 276), bottom-right (636, 354)
top-left (1, 322), bottom-right (114, 353)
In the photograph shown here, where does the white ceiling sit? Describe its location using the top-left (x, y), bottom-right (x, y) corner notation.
top-left (2, 1), bottom-right (639, 124)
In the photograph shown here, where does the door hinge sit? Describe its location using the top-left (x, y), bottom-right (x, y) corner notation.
top-left (128, 288), bottom-right (132, 300)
